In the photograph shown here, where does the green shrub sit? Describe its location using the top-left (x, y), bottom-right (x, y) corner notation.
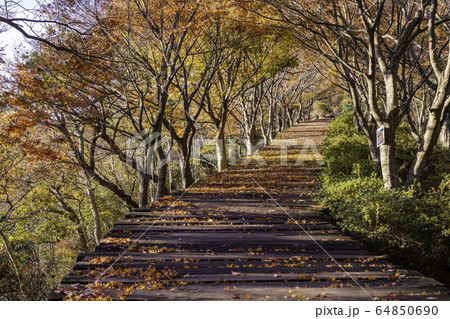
top-left (322, 115), bottom-right (376, 179)
top-left (340, 96), bottom-right (353, 115)
top-left (321, 116), bottom-right (450, 285)
top-left (325, 114), bottom-right (356, 138)
top-left (321, 175), bottom-right (450, 277)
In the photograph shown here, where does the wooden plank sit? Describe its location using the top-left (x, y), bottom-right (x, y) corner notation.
top-left (60, 271), bottom-right (418, 285)
top-left (71, 251), bottom-right (385, 262)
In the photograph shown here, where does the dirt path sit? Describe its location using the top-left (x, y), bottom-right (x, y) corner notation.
top-left (52, 120), bottom-right (449, 301)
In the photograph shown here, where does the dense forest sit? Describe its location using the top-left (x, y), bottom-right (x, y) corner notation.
top-left (0, 0), bottom-right (449, 300)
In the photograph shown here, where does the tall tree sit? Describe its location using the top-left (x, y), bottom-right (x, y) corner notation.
top-left (256, 0), bottom-right (450, 188)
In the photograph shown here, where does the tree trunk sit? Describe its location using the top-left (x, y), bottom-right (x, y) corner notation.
top-left (287, 108), bottom-right (293, 128)
top-left (90, 171), bottom-right (138, 209)
top-left (280, 106), bottom-right (287, 131)
top-left (362, 117), bottom-right (380, 167)
top-left (379, 125), bottom-right (400, 189)
top-left (406, 108), bottom-right (445, 185)
top-left (216, 128), bottom-right (227, 172)
top-left (297, 94), bottom-right (304, 123)
top-left (245, 138), bottom-right (253, 157)
top-left (267, 105), bottom-right (275, 144)
top-left (353, 113), bottom-right (362, 133)
top-left (306, 100), bottom-right (313, 120)
top-left (440, 109), bottom-right (450, 150)
top-left (83, 172), bottom-right (102, 245)
top-left (167, 147), bottom-right (173, 193)
top-left (277, 116), bottom-right (283, 132)
top-left (259, 112), bottom-right (270, 147)
top-left (406, 72), bottom-right (450, 185)
top-left (368, 135), bottom-right (380, 167)
top-left (174, 134), bottom-right (195, 189)
top-left (245, 124), bottom-right (258, 156)
top-left (179, 152), bottom-right (194, 188)
top-left (155, 140), bottom-right (167, 201)
top-left (349, 85), bottom-right (380, 166)
top-left (155, 162), bottom-right (167, 201)
top-left (49, 185), bottom-right (89, 250)
top-left (138, 172), bottom-right (151, 207)
top-left (0, 229), bottom-right (25, 299)
top-left (137, 141), bottom-right (152, 207)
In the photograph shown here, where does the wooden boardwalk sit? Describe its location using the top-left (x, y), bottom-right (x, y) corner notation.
top-left (52, 120), bottom-right (449, 300)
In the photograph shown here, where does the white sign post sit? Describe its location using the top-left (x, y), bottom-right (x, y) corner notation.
top-left (377, 126), bottom-right (385, 147)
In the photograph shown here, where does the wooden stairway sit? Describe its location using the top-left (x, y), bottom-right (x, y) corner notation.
top-left (51, 120), bottom-right (449, 301)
